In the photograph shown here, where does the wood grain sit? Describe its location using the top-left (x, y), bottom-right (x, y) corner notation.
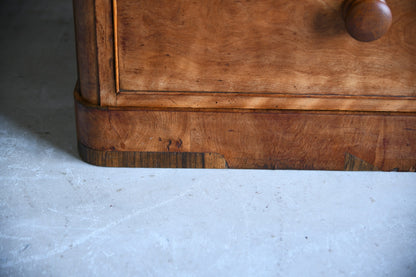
top-left (73, 1), bottom-right (416, 170)
top-left (116, 0), bottom-right (416, 98)
top-left (73, 0), bottom-right (99, 104)
top-left (115, 92), bottom-right (416, 112)
top-left (78, 142), bottom-right (228, 168)
top-left (75, 0), bottom-right (416, 112)
top-left (75, 87), bottom-right (416, 171)
top-left (95, 0), bottom-right (117, 106)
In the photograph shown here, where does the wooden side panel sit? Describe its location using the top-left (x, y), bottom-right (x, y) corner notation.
top-left (75, 89), bottom-right (416, 171)
top-left (95, 0), bottom-right (117, 106)
top-left (116, 0), bottom-right (416, 98)
top-left (73, 0), bottom-right (117, 106)
top-left (73, 0), bottom-right (99, 104)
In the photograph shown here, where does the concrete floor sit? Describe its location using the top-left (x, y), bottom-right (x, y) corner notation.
top-left (0, 0), bottom-right (415, 276)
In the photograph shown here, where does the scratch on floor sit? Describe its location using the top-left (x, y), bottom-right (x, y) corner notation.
top-left (15, 224), bottom-right (98, 231)
top-left (0, 233), bottom-right (32, 241)
top-left (0, 190), bottom-right (191, 268)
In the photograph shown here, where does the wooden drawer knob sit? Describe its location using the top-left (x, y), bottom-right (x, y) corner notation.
top-left (343, 0), bottom-right (392, 42)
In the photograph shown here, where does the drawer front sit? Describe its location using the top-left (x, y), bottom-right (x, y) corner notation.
top-left (81, 0), bottom-right (416, 111)
top-left (117, 0), bottom-right (414, 94)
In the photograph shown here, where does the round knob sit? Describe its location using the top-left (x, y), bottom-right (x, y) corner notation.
top-left (343, 0), bottom-right (392, 42)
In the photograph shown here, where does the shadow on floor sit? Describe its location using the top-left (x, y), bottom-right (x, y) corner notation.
top-left (0, 0), bottom-right (79, 159)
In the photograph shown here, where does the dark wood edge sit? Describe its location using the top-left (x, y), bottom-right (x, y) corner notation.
top-left (344, 152), bottom-right (379, 171)
top-left (77, 141), bottom-right (229, 168)
top-left (77, 141), bottom-right (394, 171)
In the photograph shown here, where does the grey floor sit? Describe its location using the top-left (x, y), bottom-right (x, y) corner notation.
top-left (0, 0), bottom-right (415, 276)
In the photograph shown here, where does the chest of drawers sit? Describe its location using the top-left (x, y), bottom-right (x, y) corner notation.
top-left (73, 0), bottom-right (416, 170)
